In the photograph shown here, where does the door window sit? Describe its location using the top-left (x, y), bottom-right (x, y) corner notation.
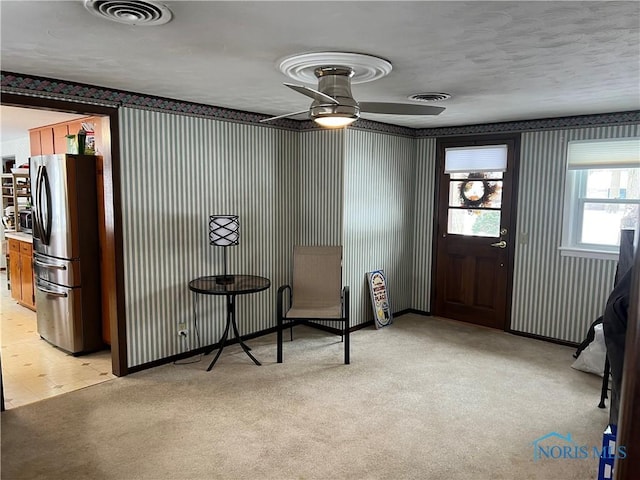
top-left (444, 145), bottom-right (507, 238)
top-left (446, 171), bottom-right (504, 238)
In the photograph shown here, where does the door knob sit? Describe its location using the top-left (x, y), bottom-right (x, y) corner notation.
top-left (490, 240), bottom-right (507, 249)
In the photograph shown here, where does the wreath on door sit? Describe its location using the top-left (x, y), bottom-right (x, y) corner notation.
top-left (458, 176), bottom-right (498, 208)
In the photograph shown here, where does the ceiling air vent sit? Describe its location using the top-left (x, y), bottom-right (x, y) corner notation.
top-left (408, 92), bottom-right (452, 102)
top-left (84, 0), bottom-right (173, 26)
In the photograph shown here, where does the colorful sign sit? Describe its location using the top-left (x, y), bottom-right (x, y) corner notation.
top-left (367, 270), bottom-right (392, 329)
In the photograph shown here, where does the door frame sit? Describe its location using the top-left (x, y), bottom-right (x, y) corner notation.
top-left (430, 132), bottom-right (521, 331)
top-left (1, 92), bottom-right (128, 377)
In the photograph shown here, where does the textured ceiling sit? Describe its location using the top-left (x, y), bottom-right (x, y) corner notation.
top-left (0, 1), bottom-right (639, 130)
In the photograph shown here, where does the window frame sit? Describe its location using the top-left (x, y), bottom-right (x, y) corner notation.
top-left (561, 163), bottom-right (639, 260)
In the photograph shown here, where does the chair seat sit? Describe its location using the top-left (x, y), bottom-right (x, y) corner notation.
top-left (286, 304), bottom-right (342, 319)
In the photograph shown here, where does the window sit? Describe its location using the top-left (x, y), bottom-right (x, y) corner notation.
top-left (562, 138), bottom-right (640, 258)
top-left (444, 145), bottom-right (507, 238)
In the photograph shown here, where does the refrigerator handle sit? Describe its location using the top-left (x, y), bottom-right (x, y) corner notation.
top-left (40, 165), bottom-right (52, 245)
top-left (35, 284), bottom-right (68, 298)
top-left (33, 165), bottom-right (43, 240)
top-left (33, 258), bottom-right (67, 270)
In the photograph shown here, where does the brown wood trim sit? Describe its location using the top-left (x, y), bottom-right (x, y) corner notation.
top-left (397, 308), bottom-right (431, 317)
top-left (1, 354), bottom-right (4, 412)
top-left (614, 251), bottom-right (640, 480)
top-left (430, 132), bottom-right (521, 331)
top-left (507, 329), bottom-right (579, 349)
top-left (1, 92), bottom-right (128, 376)
top-left (127, 325), bottom-right (284, 373)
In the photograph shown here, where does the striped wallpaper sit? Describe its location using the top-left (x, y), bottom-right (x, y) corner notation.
top-left (511, 124), bottom-right (640, 342)
top-left (119, 108), bottom-right (298, 366)
top-left (343, 129), bottom-right (417, 326)
top-left (119, 104), bottom-right (639, 367)
top-left (411, 138), bottom-right (437, 312)
top-left (297, 130), bottom-right (344, 246)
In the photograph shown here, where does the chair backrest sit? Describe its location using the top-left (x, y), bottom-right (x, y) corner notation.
top-left (292, 245), bottom-right (342, 308)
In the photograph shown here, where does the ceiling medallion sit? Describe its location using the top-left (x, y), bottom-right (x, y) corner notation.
top-left (278, 52), bottom-right (393, 85)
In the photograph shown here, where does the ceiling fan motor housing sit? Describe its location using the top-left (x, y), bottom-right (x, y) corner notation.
top-left (311, 66), bottom-right (360, 121)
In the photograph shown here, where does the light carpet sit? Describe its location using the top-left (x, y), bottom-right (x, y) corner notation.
top-left (1, 314), bottom-right (608, 479)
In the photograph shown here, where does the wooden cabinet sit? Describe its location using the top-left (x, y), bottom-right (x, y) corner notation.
top-left (8, 240), bottom-right (20, 301)
top-left (29, 117), bottom-right (102, 157)
top-left (67, 121), bottom-right (85, 139)
top-left (53, 124), bottom-right (70, 154)
top-left (29, 130), bottom-right (42, 156)
top-left (40, 127), bottom-right (54, 155)
top-left (7, 238), bottom-right (35, 311)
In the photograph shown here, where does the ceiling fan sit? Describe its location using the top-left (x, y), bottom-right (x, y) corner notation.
top-left (260, 65), bottom-right (445, 128)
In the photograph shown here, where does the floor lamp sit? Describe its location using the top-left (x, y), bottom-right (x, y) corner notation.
top-left (209, 214), bottom-right (239, 284)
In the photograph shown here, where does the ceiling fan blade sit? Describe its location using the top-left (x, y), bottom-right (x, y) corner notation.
top-left (359, 102), bottom-right (445, 116)
top-left (259, 109), bottom-right (310, 123)
top-left (284, 83), bottom-right (339, 105)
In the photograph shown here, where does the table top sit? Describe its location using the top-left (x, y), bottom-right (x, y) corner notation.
top-left (189, 275), bottom-right (271, 295)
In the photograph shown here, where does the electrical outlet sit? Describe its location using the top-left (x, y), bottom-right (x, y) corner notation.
top-left (178, 329), bottom-right (188, 337)
top-left (178, 322), bottom-right (187, 330)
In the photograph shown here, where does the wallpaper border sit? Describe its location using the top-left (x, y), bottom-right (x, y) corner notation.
top-left (2, 71), bottom-right (639, 137)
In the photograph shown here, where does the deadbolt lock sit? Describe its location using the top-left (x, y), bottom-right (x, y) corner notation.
top-left (500, 228), bottom-right (508, 236)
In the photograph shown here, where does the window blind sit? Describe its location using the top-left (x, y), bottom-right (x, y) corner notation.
top-left (567, 138), bottom-right (640, 170)
top-left (444, 145), bottom-right (508, 173)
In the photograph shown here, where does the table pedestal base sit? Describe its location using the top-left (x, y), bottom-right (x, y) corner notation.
top-left (206, 295), bottom-right (261, 371)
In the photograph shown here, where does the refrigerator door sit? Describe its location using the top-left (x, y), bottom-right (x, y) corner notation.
top-left (31, 154), bottom-right (93, 259)
top-left (33, 252), bottom-right (82, 287)
top-left (35, 277), bottom-right (83, 354)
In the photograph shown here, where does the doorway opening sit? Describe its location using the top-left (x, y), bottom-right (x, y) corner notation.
top-left (0, 98), bottom-right (127, 409)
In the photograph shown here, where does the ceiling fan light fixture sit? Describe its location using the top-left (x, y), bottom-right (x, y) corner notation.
top-left (313, 115), bottom-right (358, 128)
top-left (311, 101), bottom-right (359, 128)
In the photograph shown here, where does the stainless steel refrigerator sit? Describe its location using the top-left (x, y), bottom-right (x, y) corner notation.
top-left (30, 154), bottom-right (103, 354)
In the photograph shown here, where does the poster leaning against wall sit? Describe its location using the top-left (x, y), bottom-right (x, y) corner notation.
top-left (367, 270), bottom-right (393, 329)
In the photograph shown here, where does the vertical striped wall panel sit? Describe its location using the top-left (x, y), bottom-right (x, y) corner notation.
top-left (118, 104), bottom-right (639, 367)
top-left (297, 130), bottom-right (344, 246)
top-left (294, 130), bottom-right (344, 331)
top-left (511, 124), bottom-right (639, 342)
top-left (119, 108), bottom-right (298, 367)
top-left (412, 138), bottom-right (437, 312)
top-left (343, 130), bottom-right (417, 326)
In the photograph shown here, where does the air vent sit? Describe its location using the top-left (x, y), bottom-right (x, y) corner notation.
top-left (408, 92), bottom-right (452, 102)
top-left (84, 0), bottom-right (173, 26)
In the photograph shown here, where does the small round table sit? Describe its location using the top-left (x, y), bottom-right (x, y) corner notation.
top-left (188, 275), bottom-right (271, 371)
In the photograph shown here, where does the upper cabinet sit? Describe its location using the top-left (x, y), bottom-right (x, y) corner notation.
top-left (29, 117), bottom-right (102, 157)
top-left (29, 129), bottom-right (42, 156)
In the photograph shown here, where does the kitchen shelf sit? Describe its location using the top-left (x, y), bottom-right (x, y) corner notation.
top-left (2, 173), bottom-right (31, 233)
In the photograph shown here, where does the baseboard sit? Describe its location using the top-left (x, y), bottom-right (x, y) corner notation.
top-left (128, 309), bottom-right (432, 374)
top-left (396, 308), bottom-right (431, 317)
top-left (507, 329), bottom-right (579, 349)
top-left (128, 325), bottom-right (281, 374)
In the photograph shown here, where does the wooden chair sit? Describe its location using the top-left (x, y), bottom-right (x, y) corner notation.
top-left (277, 246), bottom-right (350, 364)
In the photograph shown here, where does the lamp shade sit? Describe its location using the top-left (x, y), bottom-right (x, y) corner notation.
top-left (209, 215), bottom-right (239, 246)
